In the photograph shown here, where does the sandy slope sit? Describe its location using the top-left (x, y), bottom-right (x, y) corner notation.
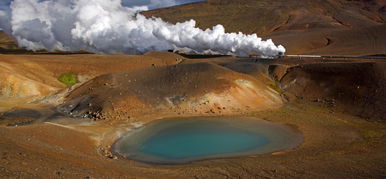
top-left (271, 58), bottom-right (386, 121)
top-left (61, 61), bottom-right (283, 119)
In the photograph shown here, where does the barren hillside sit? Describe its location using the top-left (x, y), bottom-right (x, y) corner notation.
top-left (143, 0), bottom-right (386, 55)
top-left (0, 31), bottom-right (18, 50)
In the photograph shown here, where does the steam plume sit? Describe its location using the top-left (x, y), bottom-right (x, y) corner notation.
top-left (9, 0), bottom-right (285, 57)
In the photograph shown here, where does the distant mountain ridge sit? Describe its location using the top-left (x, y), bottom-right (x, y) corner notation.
top-left (0, 31), bottom-right (18, 50)
top-left (1, 0), bottom-right (385, 56)
top-left (143, 0), bottom-right (386, 55)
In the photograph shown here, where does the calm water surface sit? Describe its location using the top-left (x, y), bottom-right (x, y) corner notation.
top-left (113, 117), bottom-right (302, 164)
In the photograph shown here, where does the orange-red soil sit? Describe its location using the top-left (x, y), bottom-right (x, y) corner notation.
top-left (0, 53), bottom-right (385, 178)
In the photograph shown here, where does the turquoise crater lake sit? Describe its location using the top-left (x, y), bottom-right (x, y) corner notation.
top-left (113, 117), bottom-right (303, 164)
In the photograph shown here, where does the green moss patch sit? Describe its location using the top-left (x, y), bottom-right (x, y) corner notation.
top-left (58, 72), bottom-right (78, 86)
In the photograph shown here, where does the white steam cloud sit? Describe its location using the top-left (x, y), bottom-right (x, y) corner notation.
top-left (9, 0), bottom-right (285, 57)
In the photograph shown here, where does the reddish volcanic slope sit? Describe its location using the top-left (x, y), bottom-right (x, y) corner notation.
top-left (143, 0), bottom-right (386, 56)
top-left (0, 31), bottom-right (18, 50)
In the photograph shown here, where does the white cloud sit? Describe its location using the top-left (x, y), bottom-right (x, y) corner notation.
top-left (8, 0), bottom-right (285, 57)
top-left (127, 6), bottom-right (149, 13)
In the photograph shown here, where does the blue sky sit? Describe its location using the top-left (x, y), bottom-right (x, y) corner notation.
top-left (0, 0), bottom-right (10, 11)
top-left (0, 0), bottom-right (203, 32)
top-left (0, 0), bottom-right (204, 11)
top-left (122, 0), bottom-right (203, 9)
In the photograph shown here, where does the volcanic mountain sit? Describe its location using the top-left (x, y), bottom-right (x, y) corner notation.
top-left (1, 0), bottom-right (385, 56)
top-left (143, 0), bottom-right (386, 56)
